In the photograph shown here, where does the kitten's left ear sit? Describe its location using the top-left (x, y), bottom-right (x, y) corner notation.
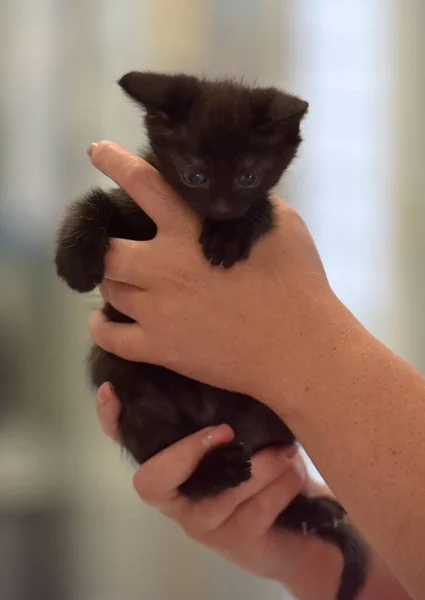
top-left (118, 71), bottom-right (201, 121)
top-left (252, 88), bottom-right (309, 142)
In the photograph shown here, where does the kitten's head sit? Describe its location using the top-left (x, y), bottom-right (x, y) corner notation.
top-left (118, 71), bottom-right (308, 220)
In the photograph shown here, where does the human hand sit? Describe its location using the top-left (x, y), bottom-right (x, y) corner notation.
top-left (88, 142), bottom-right (355, 410)
top-left (96, 381), bottom-right (343, 592)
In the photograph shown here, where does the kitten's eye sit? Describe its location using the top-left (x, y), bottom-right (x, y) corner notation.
top-left (181, 170), bottom-right (208, 187)
top-left (238, 173), bottom-right (261, 187)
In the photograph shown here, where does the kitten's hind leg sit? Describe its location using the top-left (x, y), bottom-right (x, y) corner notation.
top-left (179, 442), bottom-right (252, 500)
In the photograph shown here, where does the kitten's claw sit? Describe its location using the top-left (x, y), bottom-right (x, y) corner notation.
top-left (200, 221), bottom-right (253, 268)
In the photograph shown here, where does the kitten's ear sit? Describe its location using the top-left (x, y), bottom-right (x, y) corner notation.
top-left (251, 88), bottom-right (309, 143)
top-left (118, 71), bottom-right (201, 121)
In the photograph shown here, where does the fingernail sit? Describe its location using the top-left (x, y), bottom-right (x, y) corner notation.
top-left (280, 445), bottom-right (298, 460)
top-left (87, 142), bottom-right (98, 157)
top-left (98, 382), bottom-right (112, 405)
top-left (201, 424), bottom-right (233, 450)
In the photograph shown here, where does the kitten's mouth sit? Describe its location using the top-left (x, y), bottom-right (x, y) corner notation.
top-left (207, 206), bottom-right (247, 221)
top-left (209, 211), bottom-right (238, 220)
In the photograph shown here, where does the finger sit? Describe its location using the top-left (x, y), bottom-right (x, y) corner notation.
top-left (221, 461), bottom-right (306, 542)
top-left (89, 309), bottom-right (150, 362)
top-left (99, 280), bottom-right (146, 322)
top-left (103, 238), bottom-right (156, 287)
top-left (88, 141), bottom-right (197, 232)
top-left (178, 446), bottom-right (297, 536)
top-left (133, 425), bottom-right (235, 507)
top-left (96, 382), bottom-right (122, 443)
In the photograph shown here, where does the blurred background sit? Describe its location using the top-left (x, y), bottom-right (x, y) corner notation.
top-left (0, 0), bottom-right (423, 598)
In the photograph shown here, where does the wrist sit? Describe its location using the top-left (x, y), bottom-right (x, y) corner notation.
top-left (253, 289), bottom-right (360, 418)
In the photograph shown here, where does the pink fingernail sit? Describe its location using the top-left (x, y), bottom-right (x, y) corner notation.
top-left (201, 428), bottom-right (219, 450)
top-left (87, 142), bottom-right (98, 157)
top-left (98, 382), bottom-right (112, 405)
top-left (201, 424), bottom-right (233, 450)
top-left (281, 445), bottom-right (298, 460)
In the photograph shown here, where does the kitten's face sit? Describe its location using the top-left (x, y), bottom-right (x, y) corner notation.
top-left (119, 72), bottom-right (308, 220)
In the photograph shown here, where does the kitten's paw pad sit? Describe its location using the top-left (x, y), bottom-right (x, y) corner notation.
top-left (55, 233), bottom-right (109, 293)
top-left (200, 225), bottom-right (252, 268)
top-left (179, 443), bottom-right (252, 500)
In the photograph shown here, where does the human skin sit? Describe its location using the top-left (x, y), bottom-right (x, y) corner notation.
top-left (87, 141), bottom-right (425, 598)
top-left (96, 382), bottom-right (411, 600)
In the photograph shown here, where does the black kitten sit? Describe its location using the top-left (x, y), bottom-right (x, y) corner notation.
top-left (55, 72), bottom-right (368, 600)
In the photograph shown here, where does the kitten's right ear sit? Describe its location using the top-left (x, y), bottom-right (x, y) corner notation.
top-left (118, 71), bottom-right (201, 121)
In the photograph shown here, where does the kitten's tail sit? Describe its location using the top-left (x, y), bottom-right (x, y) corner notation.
top-left (315, 522), bottom-right (369, 600)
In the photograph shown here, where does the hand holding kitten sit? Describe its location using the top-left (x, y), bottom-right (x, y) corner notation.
top-left (96, 383), bottom-right (409, 600)
top-left (88, 140), bottom-right (354, 412)
top-left (95, 382), bottom-right (330, 594)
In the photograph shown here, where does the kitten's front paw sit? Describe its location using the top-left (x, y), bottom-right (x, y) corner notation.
top-left (55, 234), bottom-right (109, 293)
top-left (200, 220), bottom-right (253, 268)
top-left (179, 442), bottom-right (251, 500)
top-left (55, 223), bottom-right (109, 293)
top-left (55, 214), bottom-right (109, 293)
top-left (55, 189), bottom-right (114, 293)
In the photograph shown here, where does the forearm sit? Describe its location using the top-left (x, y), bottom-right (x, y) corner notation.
top-left (265, 295), bottom-right (425, 597)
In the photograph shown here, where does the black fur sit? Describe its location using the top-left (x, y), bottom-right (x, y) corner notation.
top-left (55, 72), bottom-right (368, 600)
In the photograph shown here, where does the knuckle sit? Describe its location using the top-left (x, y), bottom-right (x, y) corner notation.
top-left (123, 157), bottom-right (154, 189)
top-left (182, 496), bottom-right (228, 537)
top-left (133, 475), bottom-right (157, 504)
top-left (246, 493), bottom-right (273, 521)
top-left (183, 514), bottom-right (217, 539)
top-left (88, 311), bottom-right (102, 340)
top-left (181, 521), bottom-right (201, 539)
top-left (96, 139), bottom-right (114, 152)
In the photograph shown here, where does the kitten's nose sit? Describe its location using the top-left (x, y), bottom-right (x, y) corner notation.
top-left (211, 199), bottom-right (233, 219)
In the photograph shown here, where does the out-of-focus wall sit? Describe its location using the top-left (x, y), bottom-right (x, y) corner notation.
top-left (393, 0), bottom-right (425, 369)
top-left (0, 2), bottom-right (288, 599)
top-left (0, 1), bottom-right (423, 599)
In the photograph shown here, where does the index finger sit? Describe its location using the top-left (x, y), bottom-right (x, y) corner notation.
top-left (88, 141), bottom-right (197, 231)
